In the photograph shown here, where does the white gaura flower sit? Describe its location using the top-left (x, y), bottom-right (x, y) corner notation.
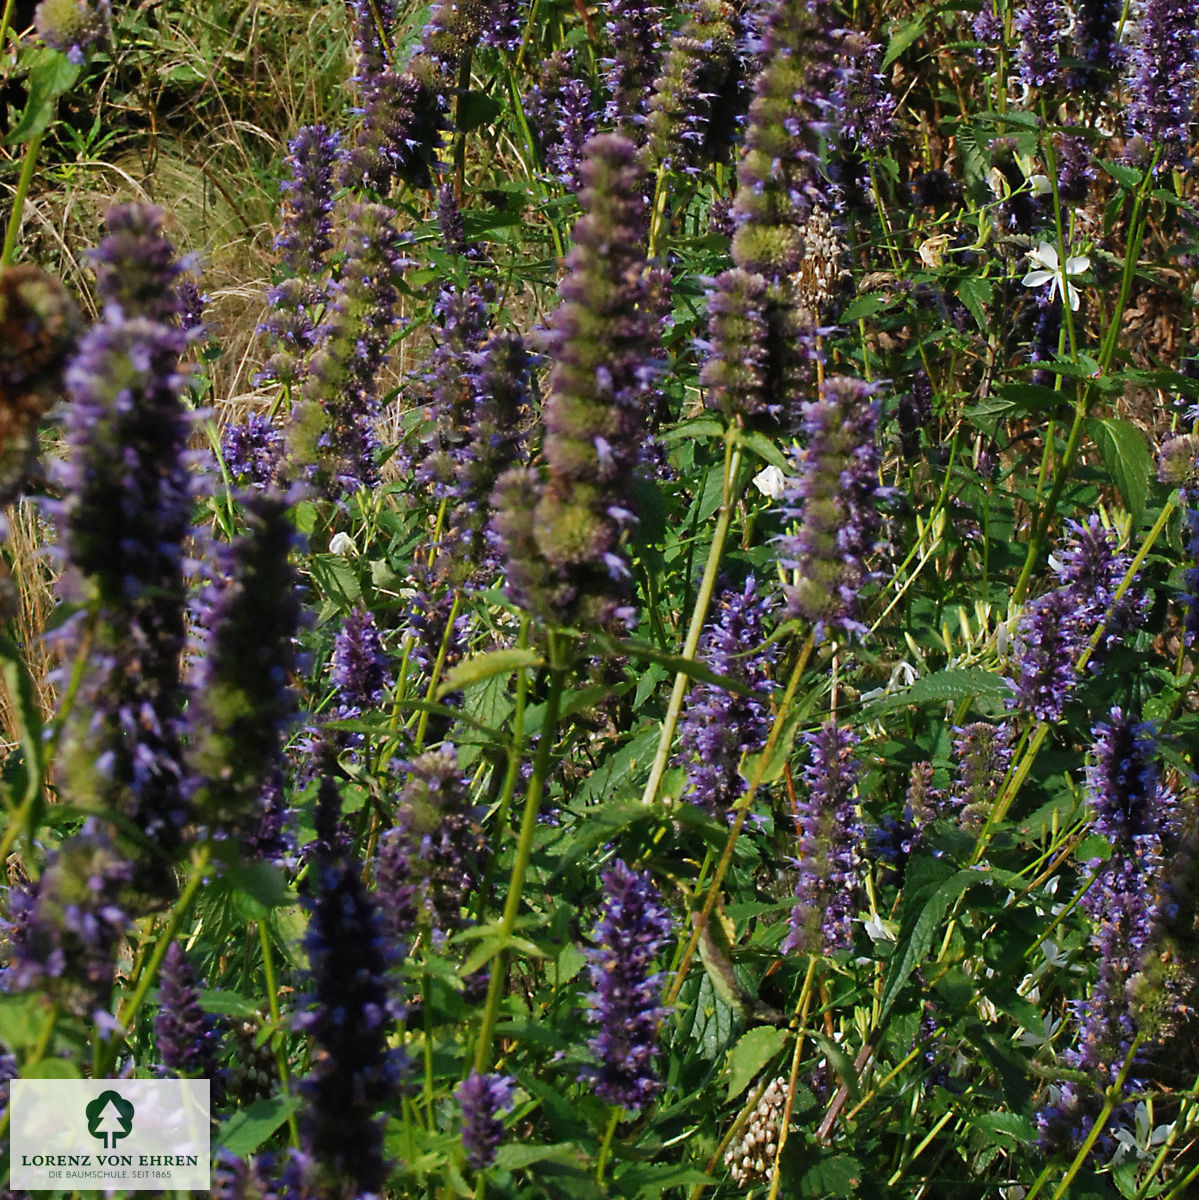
top-left (752, 464), bottom-right (787, 499)
top-left (1021, 241), bottom-right (1090, 311)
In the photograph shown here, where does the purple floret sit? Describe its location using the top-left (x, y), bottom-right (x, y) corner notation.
top-left (456, 1071), bottom-right (515, 1170)
top-left (582, 860), bottom-right (673, 1111)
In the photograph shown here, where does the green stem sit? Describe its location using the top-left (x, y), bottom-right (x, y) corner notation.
top-left (0, 0), bottom-right (17, 61)
top-left (595, 1106), bottom-right (620, 1185)
top-left (639, 438), bottom-right (740, 808)
top-left (97, 846), bottom-right (211, 1075)
top-left (258, 922), bottom-right (300, 1148)
top-left (665, 631), bottom-right (815, 1007)
top-left (472, 634), bottom-right (566, 1073)
top-left (1, 130), bottom-right (42, 267)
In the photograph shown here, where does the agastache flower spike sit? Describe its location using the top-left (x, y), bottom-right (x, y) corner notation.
top-left (1013, 0), bottom-right (1064, 90)
top-left (340, 69), bottom-right (443, 195)
top-left (675, 578), bottom-right (777, 813)
top-left (1070, 0), bottom-right (1122, 92)
top-left (602, 0), bottom-right (667, 134)
top-left (34, 0), bottom-right (111, 63)
top-left (221, 413), bottom-right (283, 491)
top-left (831, 31), bottom-right (897, 151)
top-left (57, 205), bottom-right (196, 895)
top-left (949, 722), bottom-right (1013, 830)
top-left (645, 0), bottom-right (742, 171)
top-left (785, 723), bottom-right (863, 958)
top-left (778, 376), bottom-right (887, 642)
top-left (276, 126), bottom-right (340, 275)
top-left (1009, 589), bottom-right (1081, 722)
top-left (456, 1071), bottom-right (515, 1171)
top-left (1040, 710), bottom-right (1169, 1145)
top-left (533, 133), bottom-right (658, 626)
top-left (582, 860), bottom-right (672, 1111)
top-left (1125, 0), bottom-right (1199, 169)
top-left (291, 203), bottom-right (409, 497)
top-left (156, 942), bottom-right (220, 1078)
top-left (375, 747), bottom-right (486, 949)
top-left (298, 786), bottom-right (403, 1196)
top-left (188, 489), bottom-right (303, 840)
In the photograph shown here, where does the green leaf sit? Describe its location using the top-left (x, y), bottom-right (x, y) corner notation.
top-left (0, 634), bottom-right (44, 811)
top-left (725, 1027), bottom-right (788, 1101)
top-left (793, 1151), bottom-right (864, 1197)
top-left (436, 647), bottom-right (543, 699)
top-left (861, 667), bottom-right (1012, 716)
top-left (198, 989), bottom-right (264, 1020)
top-left (813, 1033), bottom-right (860, 1104)
top-left (734, 429), bottom-right (790, 472)
top-left (839, 291), bottom-right (891, 322)
top-left (883, 11), bottom-right (927, 65)
top-left (0, 995), bottom-right (47, 1051)
top-left (3, 49), bottom-right (80, 145)
top-left (1101, 159), bottom-right (1143, 190)
top-left (457, 90), bottom-right (502, 131)
top-left (662, 417), bottom-right (724, 445)
top-left (971, 1109), bottom-right (1037, 1146)
top-left (957, 276), bottom-right (994, 331)
top-left (307, 553), bottom-right (362, 607)
top-left (217, 1095), bottom-right (301, 1158)
top-left (224, 862), bottom-right (296, 910)
top-left (613, 1163), bottom-right (714, 1196)
top-left (493, 1142), bottom-right (579, 1171)
top-left (880, 868), bottom-right (995, 1020)
top-left (23, 1060), bottom-right (80, 1079)
top-left (1086, 416), bottom-right (1153, 524)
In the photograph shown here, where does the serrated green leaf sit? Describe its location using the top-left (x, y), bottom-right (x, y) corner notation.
top-left (881, 869), bottom-right (995, 1020)
top-left (436, 647), bottom-right (543, 699)
top-left (198, 989), bottom-right (264, 1019)
top-left (795, 1151), bottom-right (863, 1197)
top-left (1102, 159), bottom-right (1143, 189)
top-left (224, 862), bottom-right (296, 910)
top-left (862, 667), bottom-right (1012, 715)
top-left (883, 11), bottom-right (927, 65)
top-left (613, 1163), bottom-right (714, 1195)
top-left (662, 417), bottom-right (724, 445)
top-left (725, 1026), bottom-right (788, 1101)
top-left (0, 994), bottom-right (47, 1051)
top-left (971, 1109), bottom-right (1037, 1146)
top-left (3, 49), bottom-right (80, 145)
top-left (494, 1142), bottom-right (579, 1171)
top-left (1087, 416), bottom-right (1152, 524)
top-left (840, 291), bottom-right (892, 322)
top-left (734, 428), bottom-right (789, 472)
top-left (217, 1095), bottom-right (301, 1158)
top-left (23, 1060), bottom-right (80, 1079)
top-left (957, 275), bottom-right (994, 331)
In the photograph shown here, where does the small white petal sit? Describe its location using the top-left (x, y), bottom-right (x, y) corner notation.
top-left (1032, 241), bottom-right (1059, 269)
top-left (1065, 255), bottom-right (1090, 275)
top-left (1030, 174), bottom-right (1052, 194)
top-left (1022, 269), bottom-right (1055, 288)
top-left (328, 531), bottom-right (357, 557)
top-left (1066, 280), bottom-right (1081, 311)
top-left (752, 464), bottom-right (787, 499)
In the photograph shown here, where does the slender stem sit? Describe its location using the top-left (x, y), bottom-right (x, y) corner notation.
top-left (1, 130), bottom-right (43, 267)
top-left (640, 438), bottom-right (740, 808)
top-left (98, 846), bottom-right (212, 1075)
top-left (765, 956), bottom-right (819, 1200)
top-left (414, 590), bottom-right (463, 753)
top-left (472, 634), bottom-right (566, 1073)
top-left (595, 1106), bottom-right (620, 1184)
top-left (258, 922), bottom-right (300, 1148)
top-left (665, 631), bottom-right (815, 1006)
top-left (0, 0), bottom-right (17, 54)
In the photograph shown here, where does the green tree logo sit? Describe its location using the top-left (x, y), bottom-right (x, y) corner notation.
top-left (85, 1090), bottom-right (135, 1149)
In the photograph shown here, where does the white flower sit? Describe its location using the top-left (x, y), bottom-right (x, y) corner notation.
top-left (752, 464), bottom-right (787, 500)
top-left (328, 531), bottom-right (357, 557)
top-left (1021, 241), bottom-right (1090, 311)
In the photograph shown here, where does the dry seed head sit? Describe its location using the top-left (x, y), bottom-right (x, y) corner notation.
top-left (724, 1076), bottom-right (788, 1185)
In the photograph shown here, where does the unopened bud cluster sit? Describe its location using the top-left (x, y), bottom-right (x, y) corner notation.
top-left (724, 1076), bottom-right (787, 1185)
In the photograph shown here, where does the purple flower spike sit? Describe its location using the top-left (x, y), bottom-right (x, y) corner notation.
top-left (785, 722), bottom-right (862, 958)
top-left (275, 125), bottom-right (341, 276)
top-left (456, 1071), bottom-right (515, 1171)
top-left (156, 942), bottom-right (220, 1078)
top-left (221, 413), bottom-right (284, 491)
top-left (293, 203), bottom-right (410, 497)
top-left (603, 0), bottom-right (667, 134)
top-left (675, 577), bottom-right (776, 813)
top-left (582, 860), bottom-right (673, 1112)
top-left (1126, 0), bottom-right (1199, 169)
top-left (533, 133), bottom-right (659, 626)
top-left (188, 488), bottom-right (303, 840)
top-left (35, 0), bottom-right (111, 61)
top-left (1014, 0), bottom-right (1063, 90)
top-left (949, 722), bottom-right (1013, 829)
top-left (778, 376), bottom-right (888, 642)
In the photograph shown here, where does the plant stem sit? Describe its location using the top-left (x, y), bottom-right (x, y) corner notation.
top-left (1, 130), bottom-right (42, 267)
top-left (595, 1106), bottom-right (620, 1185)
top-left (665, 630), bottom-right (815, 1007)
top-left (472, 633), bottom-right (566, 1073)
top-left (258, 921), bottom-right (300, 1148)
top-left (765, 956), bottom-right (819, 1200)
top-left (640, 437), bottom-right (740, 808)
